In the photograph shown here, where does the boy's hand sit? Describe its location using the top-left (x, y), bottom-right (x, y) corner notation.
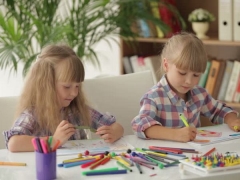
top-left (53, 120), bottom-right (75, 146)
top-left (176, 127), bottom-right (197, 142)
top-left (227, 118), bottom-right (240, 132)
top-left (95, 125), bottom-right (117, 143)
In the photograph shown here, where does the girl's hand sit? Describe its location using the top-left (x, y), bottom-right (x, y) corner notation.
top-left (176, 127), bottom-right (197, 142)
top-left (227, 118), bottom-right (240, 132)
top-left (95, 125), bottom-right (117, 143)
top-left (53, 120), bottom-right (76, 146)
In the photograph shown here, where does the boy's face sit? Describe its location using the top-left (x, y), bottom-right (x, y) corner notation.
top-left (56, 82), bottom-right (80, 108)
top-left (163, 59), bottom-right (202, 98)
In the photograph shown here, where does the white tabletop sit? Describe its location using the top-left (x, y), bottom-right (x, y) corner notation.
top-left (1, 126), bottom-right (240, 180)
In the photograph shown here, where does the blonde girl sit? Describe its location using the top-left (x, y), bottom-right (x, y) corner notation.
top-left (4, 45), bottom-right (123, 152)
top-left (132, 32), bottom-right (240, 142)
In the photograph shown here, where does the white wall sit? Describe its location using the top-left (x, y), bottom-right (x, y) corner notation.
top-left (0, 37), bottom-right (121, 97)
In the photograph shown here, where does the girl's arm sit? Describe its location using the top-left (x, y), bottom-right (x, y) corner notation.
top-left (8, 135), bottom-right (38, 152)
top-left (145, 125), bottom-right (197, 142)
top-left (96, 122), bottom-right (124, 143)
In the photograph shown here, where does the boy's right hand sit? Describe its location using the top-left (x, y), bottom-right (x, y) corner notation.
top-left (176, 126), bottom-right (197, 142)
top-left (53, 120), bottom-right (76, 146)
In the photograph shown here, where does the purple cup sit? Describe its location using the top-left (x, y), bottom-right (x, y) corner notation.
top-left (36, 151), bottom-right (56, 180)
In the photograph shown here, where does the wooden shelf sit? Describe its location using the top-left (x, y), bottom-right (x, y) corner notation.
top-left (226, 102), bottom-right (240, 109)
top-left (131, 37), bottom-right (240, 47)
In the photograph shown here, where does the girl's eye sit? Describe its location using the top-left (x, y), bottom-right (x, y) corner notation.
top-left (194, 74), bottom-right (200, 77)
top-left (179, 72), bottom-right (186, 75)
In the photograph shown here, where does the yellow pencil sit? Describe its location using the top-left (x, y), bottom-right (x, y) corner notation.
top-left (0, 162), bottom-right (26, 166)
top-left (179, 114), bottom-right (189, 127)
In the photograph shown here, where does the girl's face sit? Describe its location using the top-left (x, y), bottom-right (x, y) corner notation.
top-left (56, 82), bottom-right (80, 108)
top-left (163, 59), bottom-right (202, 99)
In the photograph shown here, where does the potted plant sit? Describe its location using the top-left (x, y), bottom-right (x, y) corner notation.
top-left (0, 0), bottom-right (184, 75)
top-left (188, 8), bottom-right (215, 39)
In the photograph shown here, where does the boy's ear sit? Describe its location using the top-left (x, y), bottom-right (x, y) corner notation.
top-left (163, 58), bottom-right (168, 72)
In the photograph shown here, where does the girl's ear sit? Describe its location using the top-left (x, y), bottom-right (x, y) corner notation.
top-left (163, 58), bottom-right (168, 72)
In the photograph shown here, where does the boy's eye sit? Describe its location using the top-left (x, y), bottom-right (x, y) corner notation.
top-left (64, 86), bottom-right (70, 89)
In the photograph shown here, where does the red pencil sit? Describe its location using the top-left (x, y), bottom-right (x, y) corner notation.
top-left (100, 157), bottom-right (111, 165)
top-left (202, 147), bottom-right (216, 156)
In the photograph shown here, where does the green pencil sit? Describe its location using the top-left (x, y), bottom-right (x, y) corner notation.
top-left (179, 114), bottom-right (189, 127)
top-left (82, 167), bottom-right (119, 175)
top-left (75, 126), bottom-right (97, 132)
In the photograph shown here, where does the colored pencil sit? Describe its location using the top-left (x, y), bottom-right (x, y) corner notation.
top-left (135, 162), bottom-right (143, 174)
top-left (0, 162), bottom-right (26, 166)
top-left (202, 147), bottom-right (216, 156)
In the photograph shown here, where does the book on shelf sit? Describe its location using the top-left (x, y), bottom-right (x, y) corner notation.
top-left (233, 74), bottom-right (240, 103)
top-left (198, 61), bottom-right (211, 88)
top-left (224, 61), bottom-right (240, 102)
top-left (149, 1), bottom-right (164, 38)
top-left (144, 55), bottom-right (162, 84)
top-left (205, 60), bottom-right (222, 96)
top-left (212, 60), bottom-right (226, 99)
top-left (123, 56), bottom-right (133, 74)
top-left (217, 61), bottom-right (234, 101)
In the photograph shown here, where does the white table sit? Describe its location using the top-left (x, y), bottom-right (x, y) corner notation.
top-left (1, 131), bottom-right (240, 180)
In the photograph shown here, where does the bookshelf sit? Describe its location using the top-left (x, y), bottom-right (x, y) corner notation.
top-left (120, 0), bottom-right (240, 110)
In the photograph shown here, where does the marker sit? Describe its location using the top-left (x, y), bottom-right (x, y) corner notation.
top-left (135, 162), bottom-right (143, 174)
top-left (82, 167), bottom-right (119, 175)
top-left (229, 133), bottom-right (240, 136)
top-left (0, 162), bottom-right (26, 166)
top-left (179, 114), bottom-right (189, 127)
top-left (116, 160), bottom-right (133, 172)
top-left (85, 169), bottom-right (127, 176)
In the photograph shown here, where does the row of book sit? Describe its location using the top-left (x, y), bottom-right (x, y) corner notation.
top-left (219, 0), bottom-right (240, 41)
top-left (199, 60), bottom-right (240, 103)
top-left (123, 55), bottom-right (240, 103)
top-left (123, 55), bottom-right (162, 84)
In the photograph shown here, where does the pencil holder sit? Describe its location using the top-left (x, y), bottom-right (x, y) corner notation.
top-left (36, 151), bottom-right (56, 180)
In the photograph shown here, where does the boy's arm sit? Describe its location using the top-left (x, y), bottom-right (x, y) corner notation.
top-left (145, 125), bottom-right (197, 142)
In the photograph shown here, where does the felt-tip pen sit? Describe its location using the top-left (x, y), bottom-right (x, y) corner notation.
top-left (229, 133), bottom-right (240, 136)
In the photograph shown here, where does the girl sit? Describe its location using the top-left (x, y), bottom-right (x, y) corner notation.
top-left (132, 32), bottom-right (240, 142)
top-left (4, 45), bottom-right (124, 152)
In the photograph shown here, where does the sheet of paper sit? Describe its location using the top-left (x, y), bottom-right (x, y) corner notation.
top-left (188, 124), bottom-right (240, 147)
top-left (57, 138), bottom-right (134, 156)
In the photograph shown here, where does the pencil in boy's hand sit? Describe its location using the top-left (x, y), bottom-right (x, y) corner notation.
top-left (179, 114), bottom-right (189, 127)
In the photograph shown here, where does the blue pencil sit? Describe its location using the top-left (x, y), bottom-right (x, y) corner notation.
top-left (85, 169), bottom-right (127, 176)
top-left (63, 159), bottom-right (94, 168)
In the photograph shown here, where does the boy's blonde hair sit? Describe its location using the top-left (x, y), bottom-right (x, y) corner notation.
top-left (161, 32), bottom-right (208, 73)
top-left (16, 44), bottom-right (90, 134)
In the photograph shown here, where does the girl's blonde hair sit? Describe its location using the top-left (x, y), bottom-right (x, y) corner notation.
top-left (161, 32), bottom-right (208, 73)
top-left (16, 44), bottom-right (90, 134)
